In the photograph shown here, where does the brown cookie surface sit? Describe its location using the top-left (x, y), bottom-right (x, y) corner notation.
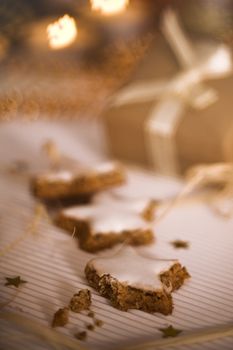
top-left (85, 246), bottom-right (190, 315)
top-left (57, 193), bottom-right (156, 252)
top-left (31, 162), bottom-right (126, 200)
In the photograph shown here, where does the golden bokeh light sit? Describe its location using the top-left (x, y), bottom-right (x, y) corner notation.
top-left (90, 0), bottom-right (129, 15)
top-left (47, 15), bottom-right (77, 50)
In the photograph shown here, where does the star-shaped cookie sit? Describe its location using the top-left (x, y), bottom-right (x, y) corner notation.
top-left (32, 161), bottom-right (126, 200)
top-left (85, 246), bottom-right (190, 314)
top-left (57, 193), bottom-right (156, 252)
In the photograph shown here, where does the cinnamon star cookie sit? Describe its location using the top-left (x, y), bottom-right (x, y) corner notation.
top-left (56, 193), bottom-right (156, 252)
top-left (31, 161), bottom-right (126, 200)
top-left (85, 246), bottom-right (190, 314)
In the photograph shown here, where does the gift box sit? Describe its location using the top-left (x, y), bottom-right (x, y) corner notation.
top-left (103, 9), bottom-right (233, 176)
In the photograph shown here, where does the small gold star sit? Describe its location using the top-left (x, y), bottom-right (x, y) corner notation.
top-left (5, 276), bottom-right (27, 288)
top-left (159, 325), bottom-right (182, 338)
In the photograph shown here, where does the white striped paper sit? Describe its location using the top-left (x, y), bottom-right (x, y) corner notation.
top-left (0, 120), bottom-right (233, 350)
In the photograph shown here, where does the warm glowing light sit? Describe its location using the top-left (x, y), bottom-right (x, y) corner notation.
top-left (47, 15), bottom-right (77, 50)
top-left (91, 0), bottom-right (129, 15)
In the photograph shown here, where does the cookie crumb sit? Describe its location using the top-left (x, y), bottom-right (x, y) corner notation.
top-left (75, 331), bottom-right (87, 341)
top-left (69, 289), bottom-right (91, 312)
top-left (52, 307), bottom-right (69, 328)
top-left (86, 324), bottom-right (95, 331)
top-left (87, 311), bottom-right (95, 318)
top-left (94, 319), bottom-right (103, 327)
top-left (170, 240), bottom-right (189, 249)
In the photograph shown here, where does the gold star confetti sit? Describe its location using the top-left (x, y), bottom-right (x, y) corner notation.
top-left (159, 325), bottom-right (182, 338)
top-left (4, 276), bottom-right (27, 288)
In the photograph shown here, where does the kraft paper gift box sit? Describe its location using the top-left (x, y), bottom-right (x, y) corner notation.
top-left (103, 10), bottom-right (233, 176)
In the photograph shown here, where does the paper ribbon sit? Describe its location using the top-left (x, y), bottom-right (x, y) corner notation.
top-left (111, 9), bottom-right (232, 176)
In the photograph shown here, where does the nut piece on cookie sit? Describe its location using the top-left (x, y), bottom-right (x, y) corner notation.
top-left (85, 247), bottom-right (190, 315)
top-left (69, 289), bottom-right (92, 312)
top-left (56, 193), bottom-right (155, 252)
top-left (31, 162), bottom-right (126, 200)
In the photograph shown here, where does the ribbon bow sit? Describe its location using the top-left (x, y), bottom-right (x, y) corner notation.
top-left (112, 9), bottom-right (232, 175)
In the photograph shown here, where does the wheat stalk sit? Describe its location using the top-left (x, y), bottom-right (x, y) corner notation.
top-left (121, 324), bottom-right (233, 350)
top-left (0, 311), bottom-right (87, 350)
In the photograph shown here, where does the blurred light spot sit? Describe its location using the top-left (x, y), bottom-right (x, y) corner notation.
top-left (91, 0), bottom-right (129, 15)
top-left (47, 15), bottom-right (77, 50)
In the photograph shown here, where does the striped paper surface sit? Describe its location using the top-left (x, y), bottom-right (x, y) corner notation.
top-left (0, 120), bottom-right (233, 350)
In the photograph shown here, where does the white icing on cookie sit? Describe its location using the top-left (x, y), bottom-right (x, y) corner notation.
top-left (88, 246), bottom-right (177, 292)
top-left (62, 194), bottom-right (153, 235)
top-left (94, 162), bottom-right (120, 174)
top-left (38, 162), bottom-right (121, 182)
top-left (42, 171), bottom-right (73, 182)
top-left (93, 192), bottom-right (152, 214)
